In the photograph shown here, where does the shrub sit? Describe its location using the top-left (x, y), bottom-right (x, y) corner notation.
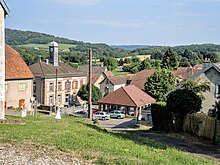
top-left (151, 102), bottom-right (172, 131)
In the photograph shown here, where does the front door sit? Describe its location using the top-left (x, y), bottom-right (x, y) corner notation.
top-left (19, 99), bottom-right (25, 109)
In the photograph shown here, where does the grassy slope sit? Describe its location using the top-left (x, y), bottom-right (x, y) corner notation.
top-left (0, 116), bottom-right (218, 164)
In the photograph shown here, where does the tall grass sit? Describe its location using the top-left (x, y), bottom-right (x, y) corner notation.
top-left (0, 116), bottom-right (218, 164)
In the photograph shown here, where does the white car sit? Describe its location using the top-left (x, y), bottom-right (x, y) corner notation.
top-left (92, 111), bottom-right (110, 120)
top-left (109, 110), bottom-right (125, 119)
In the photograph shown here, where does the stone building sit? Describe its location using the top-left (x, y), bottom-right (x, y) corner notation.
top-left (29, 41), bottom-right (87, 107)
top-left (194, 64), bottom-right (220, 114)
top-left (5, 45), bottom-right (34, 109)
top-left (0, 0), bottom-right (9, 119)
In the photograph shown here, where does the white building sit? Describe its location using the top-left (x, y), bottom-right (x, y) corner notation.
top-left (0, 0), bottom-right (9, 119)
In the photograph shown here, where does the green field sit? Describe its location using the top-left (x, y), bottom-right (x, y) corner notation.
top-left (0, 116), bottom-right (218, 164)
top-left (16, 43), bottom-right (76, 50)
top-left (112, 67), bottom-right (131, 76)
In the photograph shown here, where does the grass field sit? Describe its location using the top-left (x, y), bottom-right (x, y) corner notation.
top-left (112, 67), bottom-right (131, 76)
top-left (17, 43), bottom-right (76, 50)
top-left (0, 116), bottom-right (218, 164)
top-left (116, 55), bottom-right (151, 61)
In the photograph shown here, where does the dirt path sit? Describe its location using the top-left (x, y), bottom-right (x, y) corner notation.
top-left (125, 130), bottom-right (220, 161)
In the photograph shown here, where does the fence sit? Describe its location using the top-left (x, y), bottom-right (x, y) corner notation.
top-left (183, 113), bottom-right (220, 144)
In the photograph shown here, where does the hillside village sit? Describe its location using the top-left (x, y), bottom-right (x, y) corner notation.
top-left (1, 0), bottom-right (220, 164)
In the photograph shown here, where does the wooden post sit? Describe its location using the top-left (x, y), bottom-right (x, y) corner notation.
top-left (88, 49), bottom-right (92, 119)
top-left (34, 101), bottom-right (37, 116)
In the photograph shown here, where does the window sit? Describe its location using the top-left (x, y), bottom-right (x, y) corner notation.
top-left (104, 86), bottom-right (109, 93)
top-left (65, 94), bottom-right (69, 105)
top-left (58, 82), bottom-right (62, 91)
top-left (19, 81), bottom-right (26, 91)
top-left (73, 81), bottom-right (78, 89)
top-left (58, 95), bottom-right (61, 104)
top-left (33, 82), bottom-right (36, 93)
top-left (49, 83), bottom-right (54, 92)
top-left (49, 96), bottom-right (53, 105)
top-left (65, 81), bottom-right (70, 90)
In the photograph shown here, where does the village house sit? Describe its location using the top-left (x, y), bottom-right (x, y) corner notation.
top-left (100, 75), bottom-right (126, 96)
top-left (5, 45), bottom-right (34, 110)
top-left (77, 65), bottom-right (114, 89)
top-left (173, 67), bottom-right (202, 82)
top-left (29, 41), bottom-right (87, 107)
top-left (130, 69), bottom-right (155, 90)
top-left (92, 71), bottom-right (114, 89)
top-left (194, 63), bottom-right (220, 114)
top-left (0, 0), bottom-right (9, 119)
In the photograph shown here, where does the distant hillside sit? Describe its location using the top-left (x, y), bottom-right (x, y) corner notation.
top-left (111, 45), bottom-right (148, 50)
top-left (5, 28), bottom-right (80, 45)
top-left (5, 28), bottom-right (129, 65)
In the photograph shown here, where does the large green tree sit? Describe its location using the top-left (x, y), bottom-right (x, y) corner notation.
top-left (77, 84), bottom-right (102, 103)
top-left (145, 69), bottom-right (176, 100)
top-left (166, 89), bottom-right (202, 131)
top-left (161, 47), bottom-right (179, 70)
top-left (180, 79), bottom-right (210, 100)
top-left (103, 57), bottom-right (118, 71)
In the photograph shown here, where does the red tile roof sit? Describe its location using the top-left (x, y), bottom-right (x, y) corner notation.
top-left (130, 70), bottom-right (155, 90)
top-left (98, 85), bottom-right (156, 107)
top-left (108, 76), bottom-right (126, 85)
top-left (92, 73), bottom-right (101, 84)
top-left (172, 67), bottom-right (202, 80)
top-left (5, 44), bottom-right (34, 80)
top-left (103, 71), bottom-right (114, 77)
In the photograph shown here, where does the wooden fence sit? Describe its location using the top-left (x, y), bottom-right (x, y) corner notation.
top-left (183, 113), bottom-right (220, 144)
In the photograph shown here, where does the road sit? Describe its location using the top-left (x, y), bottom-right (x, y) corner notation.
top-left (98, 118), bottom-right (136, 130)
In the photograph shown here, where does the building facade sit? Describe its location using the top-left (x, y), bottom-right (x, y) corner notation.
top-left (0, 1), bottom-right (9, 119)
top-left (29, 41), bottom-right (87, 107)
top-left (100, 76), bottom-right (126, 96)
top-left (5, 45), bottom-right (34, 110)
top-left (194, 64), bottom-right (220, 114)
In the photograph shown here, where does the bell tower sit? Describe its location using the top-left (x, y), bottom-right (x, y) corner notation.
top-left (49, 41), bottom-right (59, 66)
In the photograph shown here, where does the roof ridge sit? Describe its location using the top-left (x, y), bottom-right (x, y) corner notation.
top-left (122, 86), bottom-right (138, 107)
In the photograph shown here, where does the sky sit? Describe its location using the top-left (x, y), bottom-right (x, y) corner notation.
top-left (5, 0), bottom-right (220, 46)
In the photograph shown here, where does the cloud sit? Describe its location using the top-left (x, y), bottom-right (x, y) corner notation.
top-left (47, 0), bottom-right (100, 6)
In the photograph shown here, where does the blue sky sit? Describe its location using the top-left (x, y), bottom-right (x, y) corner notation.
top-left (5, 0), bottom-right (220, 46)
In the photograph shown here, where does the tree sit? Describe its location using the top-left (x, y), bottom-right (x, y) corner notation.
top-left (180, 79), bottom-right (210, 100)
top-left (103, 57), bottom-right (118, 71)
top-left (118, 58), bottom-right (124, 66)
top-left (166, 89), bottom-right (202, 131)
top-left (140, 59), bottom-right (151, 70)
top-left (161, 47), bottom-right (179, 70)
top-left (131, 56), bottom-right (140, 63)
top-left (124, 58), bottom-right (131, 64)
top-left (145, 69), bottom-right (176, 100)
top-left (77, 84), bottom-right (102, 103)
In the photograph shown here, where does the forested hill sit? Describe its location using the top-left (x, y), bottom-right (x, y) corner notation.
top-left (5, 28), bottom-right (220, 67)
top-left (5, 28), bottom-right (80, 45)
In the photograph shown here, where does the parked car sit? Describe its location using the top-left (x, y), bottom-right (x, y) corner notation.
top-left (92, 108), bottom-right (99, 114)
top-left (92, 111), bottom-right (110, 120)
top-left (109, 110), bottom-right (125, 119)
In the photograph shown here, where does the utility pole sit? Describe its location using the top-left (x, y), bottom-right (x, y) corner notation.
top-left (88, 49), bottom-right (92, 119)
